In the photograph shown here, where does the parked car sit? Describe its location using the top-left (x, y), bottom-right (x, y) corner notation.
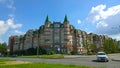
top-left (96, 52), bottom-right (109, 62)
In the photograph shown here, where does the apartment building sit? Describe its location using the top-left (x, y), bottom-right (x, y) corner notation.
top-left (9, 16), bottom-right (105, 54)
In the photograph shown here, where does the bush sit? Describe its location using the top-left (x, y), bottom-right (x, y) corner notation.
top-left (70, 51), bottom-right (76, 55)
top-left (48, 50), bottom-right (55, 55)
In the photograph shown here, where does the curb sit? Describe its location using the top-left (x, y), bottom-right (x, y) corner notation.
top-left (111, 59), bottom-right (120, 62)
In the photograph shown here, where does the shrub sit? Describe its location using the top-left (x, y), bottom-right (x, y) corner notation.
top-left (70, 51), bottom-right (76, 55)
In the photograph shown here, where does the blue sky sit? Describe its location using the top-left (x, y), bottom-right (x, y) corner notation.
top-left (0, 0), bottom-right (120, 43)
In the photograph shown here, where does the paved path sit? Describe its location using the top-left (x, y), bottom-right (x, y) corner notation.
top-left (108, 53), bottom-right (120, 61)
top-left (2, 54), bottom-right (119, 68)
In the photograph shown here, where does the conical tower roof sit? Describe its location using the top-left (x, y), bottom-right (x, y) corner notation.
top-left (64, 15), bottom-right (69, 23)
top-left (45, 15), bottom-right (50, 23)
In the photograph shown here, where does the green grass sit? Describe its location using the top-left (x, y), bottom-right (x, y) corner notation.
top-left (0, 63), bottom-right (94, 68)
top-left (0, 59), bottom-right (104, 68)
top-left (0, 59), bottom-right (14, 62)
top-left (0, 58), bottom-right (14, 64)
top-left (19, 54), bottom-right (64, 58)
top-left (19, 55), bottom-right (38, 58)
top-left (40, 54), bottom-right (64, 58)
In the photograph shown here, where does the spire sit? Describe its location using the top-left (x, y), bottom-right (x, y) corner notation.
top-left (45, 15), bottom-right (50, 23)
top-left (64, 15), bottom-right (69, 23)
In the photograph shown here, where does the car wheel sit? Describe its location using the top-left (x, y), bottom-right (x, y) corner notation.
top-left (105, 60), bottom-right (109, 62)
top-left (107, 60), bottom-right (109, 62)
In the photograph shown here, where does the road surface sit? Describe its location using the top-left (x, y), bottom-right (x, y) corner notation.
top-left (2, 55), bottom-right (120, 68)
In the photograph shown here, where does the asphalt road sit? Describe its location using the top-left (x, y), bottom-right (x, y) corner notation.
top-left (3, 55), bottom-right (120, 68)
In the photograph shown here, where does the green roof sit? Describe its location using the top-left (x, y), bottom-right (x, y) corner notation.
top-left (64, 15), bottom-right (69, 22)
top-left (50, 24), bottom-right (54, 27)
top-left (74, 29), bottom-right (77, 33)
top-left (60, 24), bottom-right (64, 27)
top-left (45, 15), bottom-right (50, 23)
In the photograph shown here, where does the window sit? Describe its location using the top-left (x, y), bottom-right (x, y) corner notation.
top-left (45, 31), bottom-right (51, 35)
top-left (54, 24), bottom-right (60, 28)
top-left (54, 29), bottom-right (59, 32)
top-left (64, 31), bottom-right (69, 34)
top-left (45, 39), bottom-right (50, 43)
top-left (54, 37), bottom-right (59, 43)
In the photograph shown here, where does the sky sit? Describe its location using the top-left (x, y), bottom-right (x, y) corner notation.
top-left (0, 0), bottom-right (120, 44)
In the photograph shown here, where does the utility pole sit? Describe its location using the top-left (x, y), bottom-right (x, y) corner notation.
top-left (37, 30), bottom-right (39, 57)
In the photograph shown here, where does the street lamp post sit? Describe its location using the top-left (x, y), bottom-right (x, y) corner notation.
top-left (37, 31), bottom-right (39, 57)
top-left (57, 47), bottom-right (60, 54)
top-left (7, 48), bottom-right (10, 57)
top-left (37, 45), bottom-right (39, 57)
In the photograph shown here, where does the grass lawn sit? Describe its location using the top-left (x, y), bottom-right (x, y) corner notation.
top-left (0, 58), bottom-right (14, 62)
top-left (0, 59), bottom-right (104, 68)
top-left (19, 54), bottom-right (64, 58)
top-left (0, 58), bottom-right (14, 64)
top-left (0, 63), bottom-right (95, 68)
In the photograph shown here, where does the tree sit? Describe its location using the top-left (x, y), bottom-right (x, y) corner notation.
top-left (0, 42), bottom-right (7, 55)
top-left (103, 38), bottom-right (119, 54)
top-left (104, 38), bottom-right (111, 53)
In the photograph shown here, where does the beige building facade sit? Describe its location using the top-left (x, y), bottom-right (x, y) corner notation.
top-left (9, 16), bottom-right (106, 54)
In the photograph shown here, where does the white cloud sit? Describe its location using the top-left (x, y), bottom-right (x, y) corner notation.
top-left (0, 20), bottom-right (8, 35)
top-left (8, 14), bottom-right (14, 18)
top-left (0, 18), bottom-right (23, 43)
top-left (14, 30), bottom-right (24, 35)
top-left (88, 4), bottom-right (120, 23)
top-left (87, 4), bottom-right (106, 23)
top-left (0, 39), bottom-right (4, 43)
top-left (0, 18), bottom-right (22, 35)
top-left (0, 0), bottom-right (20, 43)
top-left (109, 33), bottom-right (120, 41)
top-left (96, 21), bottom-right (108, 28)
top-left (7, 18), bottom-right (22, 29)
top-left (77, 20), bottom-right (81, 24)
top-left (7, 0), bottom-right (15, 10)
top-left (87, 4), bottom-right (120, 40)
top-left (0, 0), bottom-right (15, 10)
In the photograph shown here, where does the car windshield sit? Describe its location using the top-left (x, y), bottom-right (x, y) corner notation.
top-left (97, 53), bottom-right (105, 55)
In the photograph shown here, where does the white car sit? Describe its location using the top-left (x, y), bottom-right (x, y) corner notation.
top-left (96, 52), bottom-right (109, 62)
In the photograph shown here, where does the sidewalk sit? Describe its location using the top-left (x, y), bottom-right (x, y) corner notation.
top-left (108, 53), bottom-right (120, 61)
top-left (64, 55), bottom-right (96, 58)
